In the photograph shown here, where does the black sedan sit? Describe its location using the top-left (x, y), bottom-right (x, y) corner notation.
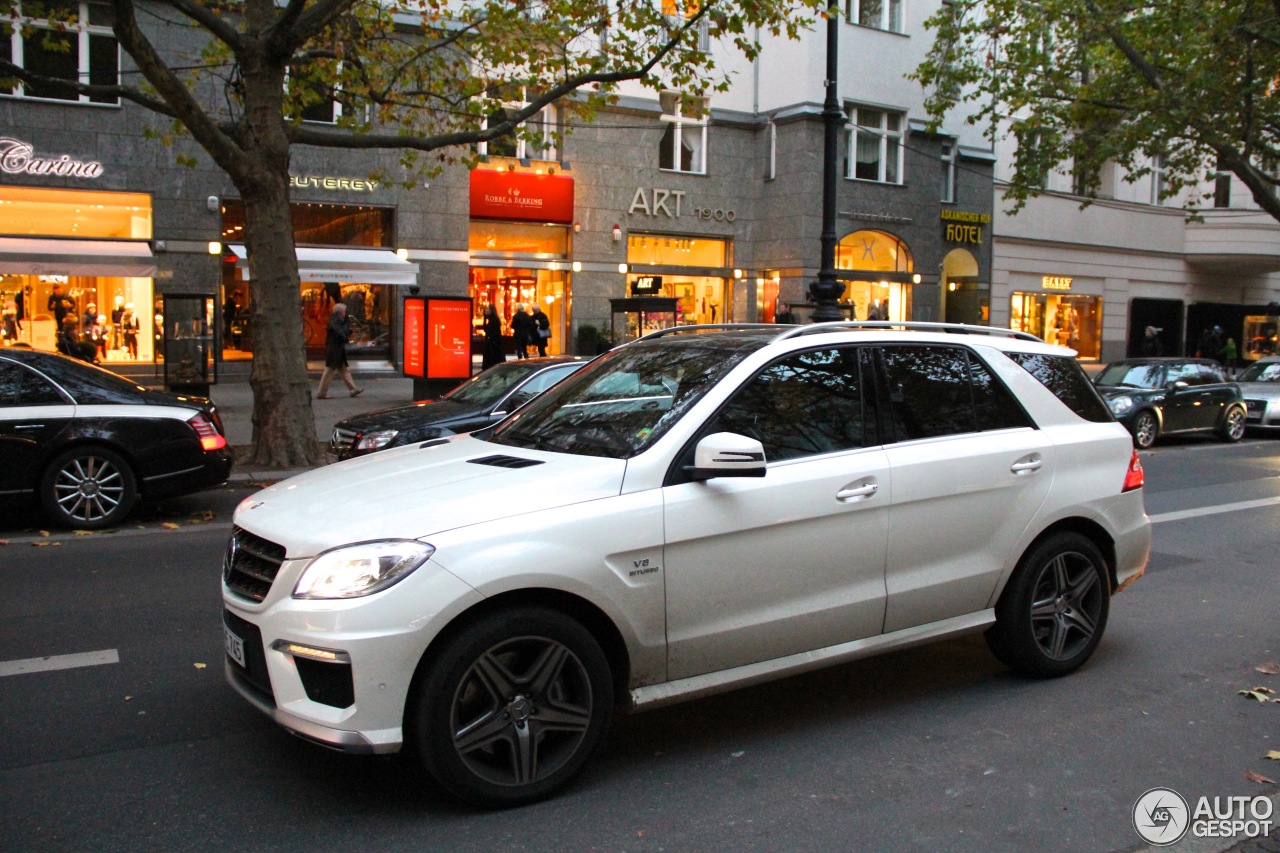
top-left (0, 347), bottom-right (234, 529)
top-left (329, 356), bottom-right (589, 461)
top-left (1093, 357), bottom-right (1247, 448)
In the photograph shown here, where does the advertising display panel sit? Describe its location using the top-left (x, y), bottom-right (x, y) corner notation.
top-left (426, 297), bottom-right (472, 380)
top-left (403, 297), bottom-right (425, 378)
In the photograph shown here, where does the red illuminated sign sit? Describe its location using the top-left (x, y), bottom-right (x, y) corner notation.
top-left (469, 169), bottom-right (574, 223)
top-left (403, 298), bottom-right (425, 378)
top-left (426, 299), bottom-right (472, 380)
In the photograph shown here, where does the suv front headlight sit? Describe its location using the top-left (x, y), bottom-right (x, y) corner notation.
top-left (355, 429), bottom-right (399, 451)
top-left (293, 540), bottom-right (434, 599)
top-left (1108, 395), bottom-right (1134, 416)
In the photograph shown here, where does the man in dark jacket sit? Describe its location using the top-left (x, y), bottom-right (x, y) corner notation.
top-left (511, 304), bottom-right (534, 359)
top-left (315, 302), bottom-right (363, 398)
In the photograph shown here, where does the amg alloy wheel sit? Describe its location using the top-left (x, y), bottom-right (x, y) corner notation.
top-left (413, 607), bottom-right (612, 807)
top-left (986, 531), bottom-right (1110, 678)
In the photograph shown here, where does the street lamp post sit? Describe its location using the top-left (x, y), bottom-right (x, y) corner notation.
top-left (808, 9), bottom-right (844, 322)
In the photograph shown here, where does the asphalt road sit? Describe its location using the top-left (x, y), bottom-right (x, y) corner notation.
top-left (1, 437), bottom-right (1279, 852)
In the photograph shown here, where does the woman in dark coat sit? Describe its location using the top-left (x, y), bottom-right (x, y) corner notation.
top-left (510, 304), bottom-right (534, 359)
top-left (481, 303), bottom-right (504, 369)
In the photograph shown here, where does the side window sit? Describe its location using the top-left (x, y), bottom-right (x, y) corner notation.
top-left (969, 356), bottom-right (1035, 431)
top-left (708, 347), bottom-right (866, 462)
top-left (0, 362), bottom-right (66, 406)
top-left (1196, 364), bottom-right (1227, 384)
top-left (1167, 363), bottom-right (1203, 386)
top-left (1007, 352), bottom-right (1113, 423)
top-left (880, 346), bottom-right (975, 440)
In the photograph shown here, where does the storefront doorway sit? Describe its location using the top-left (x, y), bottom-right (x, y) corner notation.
top-left (468, 220), bottom-right (572, 356)
top-left (941, 248), bottom-right (986, 325)
top-left (834, 230), bottom-right (914, 320)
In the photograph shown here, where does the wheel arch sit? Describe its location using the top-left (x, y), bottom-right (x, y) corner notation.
top-left (38, 435), bottom-right (141, 489)
top-left (1018, 517), bottom-right (1118, 593)
top-left (404, 587), bottom-right (633, 727)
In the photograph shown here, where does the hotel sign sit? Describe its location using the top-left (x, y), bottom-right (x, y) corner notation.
top-left (1042, 276), bottom-right (1073, 291)
top-left (940, 209), bottom-right (990, 245)
top-left (0, 137), bottom-right (103, 179)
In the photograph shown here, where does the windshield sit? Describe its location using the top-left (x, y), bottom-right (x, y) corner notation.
top-left (444, 361), bottom-right (546, 406)
top-left (1095, 363), bottom-right (1164, 389)
top-left (487, 336), bottom-right (761, 458)
top-left (1239, 362), bottom-right (1280, 382)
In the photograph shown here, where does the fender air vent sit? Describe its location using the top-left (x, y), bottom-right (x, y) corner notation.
top-left (467, 454), bottom-right (544, 469)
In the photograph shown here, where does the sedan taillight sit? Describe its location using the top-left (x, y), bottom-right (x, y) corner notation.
top-left (189, 412), bottom-right (228, 452)
top-left (1122, 450), bottom-right (1144, 492)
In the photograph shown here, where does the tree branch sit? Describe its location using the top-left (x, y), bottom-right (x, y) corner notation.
top-left (156, 0), bottom-right (245, 51)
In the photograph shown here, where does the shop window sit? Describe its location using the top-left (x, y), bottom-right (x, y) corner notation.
top-left (1, 1), bottom-right (119, 104)
top-left (625, 233), bottom-right (730, 324)
top-left (659, 92), bottom-right (707, 175)
top-left (847, 0), bottom-right (904, 33)
top-left (1010, 292), bottom-right (1102, 361)
top-left (847, 107), bottom-right (903, 184)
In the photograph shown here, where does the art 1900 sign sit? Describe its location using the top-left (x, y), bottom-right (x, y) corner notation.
top-left (0, 137), bottom-right (104, 179)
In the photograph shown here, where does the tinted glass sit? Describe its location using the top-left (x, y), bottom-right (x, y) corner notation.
top-left (34, 355), bottom-right (145, 404)
top-left (0, 361), bottom-right (67, 406)
top-left (445, 361), bottom-right (546, 407)
top-left (1007, 352), bottom-right (1112, 423)
top-left (490, 336), bottom-right (760, 458)
top-left (708, 347), bottom-right (865, 462)
top-left (1095, 362), bottom-right (1164, 389)
top-left (969, 355), bottom-right (1034, 431)
top-left (880, 345), bottom-right (975, 440)
top-left (1239, 362), bottom-right (1280, 382)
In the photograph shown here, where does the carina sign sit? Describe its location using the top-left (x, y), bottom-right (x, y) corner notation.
top-left (469, 169), bottom-right (574, 224)
top-left (0, 137), bottom-right (104, 179)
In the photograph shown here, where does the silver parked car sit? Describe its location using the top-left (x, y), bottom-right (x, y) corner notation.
top-left (1238, 356), bottom-right (1280, 432)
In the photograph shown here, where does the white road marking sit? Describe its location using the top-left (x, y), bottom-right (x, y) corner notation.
top-left (1149, 495), bottom-right (1280, 525)
top-left (0, 649), bottom-right (120, 677)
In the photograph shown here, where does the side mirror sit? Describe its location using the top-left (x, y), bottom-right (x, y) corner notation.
top-left (1166, 380), bottom-right (1189, 392)
top-left (687, 432), bottom-right (767, 481)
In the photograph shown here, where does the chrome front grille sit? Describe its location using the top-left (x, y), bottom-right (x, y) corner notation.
top-left (223, 527), bottom-right (287, 602)
top-left (330, 427), bottom-right (357, 455)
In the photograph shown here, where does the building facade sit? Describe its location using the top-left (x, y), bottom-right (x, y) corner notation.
top-left (1, 2), bottom-right (994, 380)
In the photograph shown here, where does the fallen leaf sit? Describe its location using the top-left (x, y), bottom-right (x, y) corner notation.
top-left (1264, 750), bottom-right (1280, 760)
top-left (1252, 686), bottom-right (1277, 694)
top-left (124, 695), bottom-right (132, 701)
top-left (193, 662), bottom-right (207, 670)
top-left (1257, 663), bottom-right (1280, 675)
top-left (1239, 690), bottom-right (1274, 702)
top-left (1244, 770), bottom-right (1276, 784)
top-left (38, 530), bottom-right (50, 537)
top-left (161, 522), bottom-right (180, 530)
top-left (31, 541), bottom-right (50, 547)
top-left (72, 530), bottom-right (94, 536)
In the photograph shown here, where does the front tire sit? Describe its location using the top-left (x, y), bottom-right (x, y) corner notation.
top-left (411, 607), bottom-right (613, 807)
top-left (1131, 410), bottom-right (1159, 449)
top-left (986, 531), bottom-right (1110, 678)
top-left (40, 446), bottom-right (138, 529)
top-left (1219, 406), bottom-right (1246, 442)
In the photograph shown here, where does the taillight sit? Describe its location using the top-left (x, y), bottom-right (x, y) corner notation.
top-left (189, 412), bottom-right (227, 452)
top-left (1122, 449), bottom-right (1144, 492)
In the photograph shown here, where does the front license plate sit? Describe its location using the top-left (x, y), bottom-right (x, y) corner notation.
top-left (224, 624), bottom-right (246, 668)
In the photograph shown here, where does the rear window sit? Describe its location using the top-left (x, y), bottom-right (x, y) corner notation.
top-left (1007, 353), bottom-right (1113, 423)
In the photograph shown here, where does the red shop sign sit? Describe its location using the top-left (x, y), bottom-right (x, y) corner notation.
top-left (402, 297), bottom-right (426, 378)
top-left (469, 169), bottom-right (574, 223)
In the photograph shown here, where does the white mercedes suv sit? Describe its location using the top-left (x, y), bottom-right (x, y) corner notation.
top-left (222, 323), bottom-right (1150, 806)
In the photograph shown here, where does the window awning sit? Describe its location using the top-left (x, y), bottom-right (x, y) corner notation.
top-left (0, 237), bottom-right (157, 277)
top-left (228, 245), bottom-right (420, 286)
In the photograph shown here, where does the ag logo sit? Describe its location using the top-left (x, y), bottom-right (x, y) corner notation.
top-left (1133, 787), bottom-right (1190, 845)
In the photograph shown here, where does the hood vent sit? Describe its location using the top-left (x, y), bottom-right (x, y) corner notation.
top-left (468, 454), bottom-right (544, 469)
top-left (419, 438), bottom-right (450, 449)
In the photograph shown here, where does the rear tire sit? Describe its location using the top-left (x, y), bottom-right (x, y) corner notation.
top-left (410, 607), bottom-right (613, 807)
top-left (986, 531), bottom-right (1110, 678)
top-left (39, 445), bottom-right (137, 529)
top-left (1219, 406), bottom-right (1246, 442)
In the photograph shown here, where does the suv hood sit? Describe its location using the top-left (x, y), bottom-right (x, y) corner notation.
top-left (233, 434), bottom-right (626, 557)
top-left (1238, 381), bottom-right (1280, 398)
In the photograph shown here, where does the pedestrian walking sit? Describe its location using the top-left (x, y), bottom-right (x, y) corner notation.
top-left (530, 305), bottom-right (551, 356)
top-left (511, 304), bottom-right (534, 359)
top-left (481, 303), bottom-right (504, 368)
top-left (315, 302), bottom-right (363, 398)
top-left (1141, 326), bottom-right (1162, 357)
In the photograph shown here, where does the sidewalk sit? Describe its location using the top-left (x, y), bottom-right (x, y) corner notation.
top-left (210, 368), bottom-right (418, 483)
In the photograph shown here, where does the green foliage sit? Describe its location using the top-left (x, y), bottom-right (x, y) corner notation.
top-left (913, 0), bottom-right (1280, 219)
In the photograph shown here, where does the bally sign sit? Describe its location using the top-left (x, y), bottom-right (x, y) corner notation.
top-left (469, 170), bottom-right (574, 223)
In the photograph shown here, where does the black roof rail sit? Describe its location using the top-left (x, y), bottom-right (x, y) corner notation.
top-left (774, 321), bottom-right (1044, 343)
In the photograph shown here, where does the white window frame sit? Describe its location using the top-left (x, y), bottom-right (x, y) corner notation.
top-left (941, 141), bottom-right (956, 203)
top-left (846, 0), bottom-right (905, 33)
top-left (290, 63), bottom-right (343, 125)
top-left (1150, 154), bottom-right (1166, 205)
top-left (659, 92), bottom-right (708, 175)
top-left (477, 88), bottom-right (559, 161)
top-left (3, 1), bottom-right (119, 105)
top-left (847, 106), bottom-right (904, 185)
top-left (662, 0), bottom-right (710, 50)
top-left (766, 120), bottom-right (777, 181)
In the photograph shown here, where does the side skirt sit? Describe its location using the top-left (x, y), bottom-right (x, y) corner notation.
top-left (628, 610), bottom-right (995, 712)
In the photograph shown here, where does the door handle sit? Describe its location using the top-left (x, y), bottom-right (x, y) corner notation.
top-left (836, 483), bottom-right (878, 501)
top-left (1011, 457), bottom-right (1042, 474)
top-left (14, 424), bottom-right (44, 430)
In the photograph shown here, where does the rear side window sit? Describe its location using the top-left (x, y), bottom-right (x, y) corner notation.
top-left (880, 345), bottom-right (1031, 441)
top-left (0, 361), bottom-right (68, 406)
top-left (1007, 352), bottom-right (1113, 423)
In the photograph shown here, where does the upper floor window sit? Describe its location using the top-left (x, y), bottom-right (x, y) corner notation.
top-left (1150, 154), bottom-right (1167, 205)
top-left (659, 92), bottom-right (707, 174)
top-left (478, 87), bottom-right (558, 161)
top-left (847, 0), bottom-right (904, 33)
top-left (941, 141), bottom-right (956, 203)
top-left (1, 1), bottom-right (119, 104)
top-left (662, 0), bottom-right (710, 49)
top-left (1213, 155), bottom-right (1231, 208)
top-left (848, 106), bottom-right (903, 184)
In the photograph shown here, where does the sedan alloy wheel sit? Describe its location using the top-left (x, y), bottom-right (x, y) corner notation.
top-left (40, 446), bottom-right (138, 529)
